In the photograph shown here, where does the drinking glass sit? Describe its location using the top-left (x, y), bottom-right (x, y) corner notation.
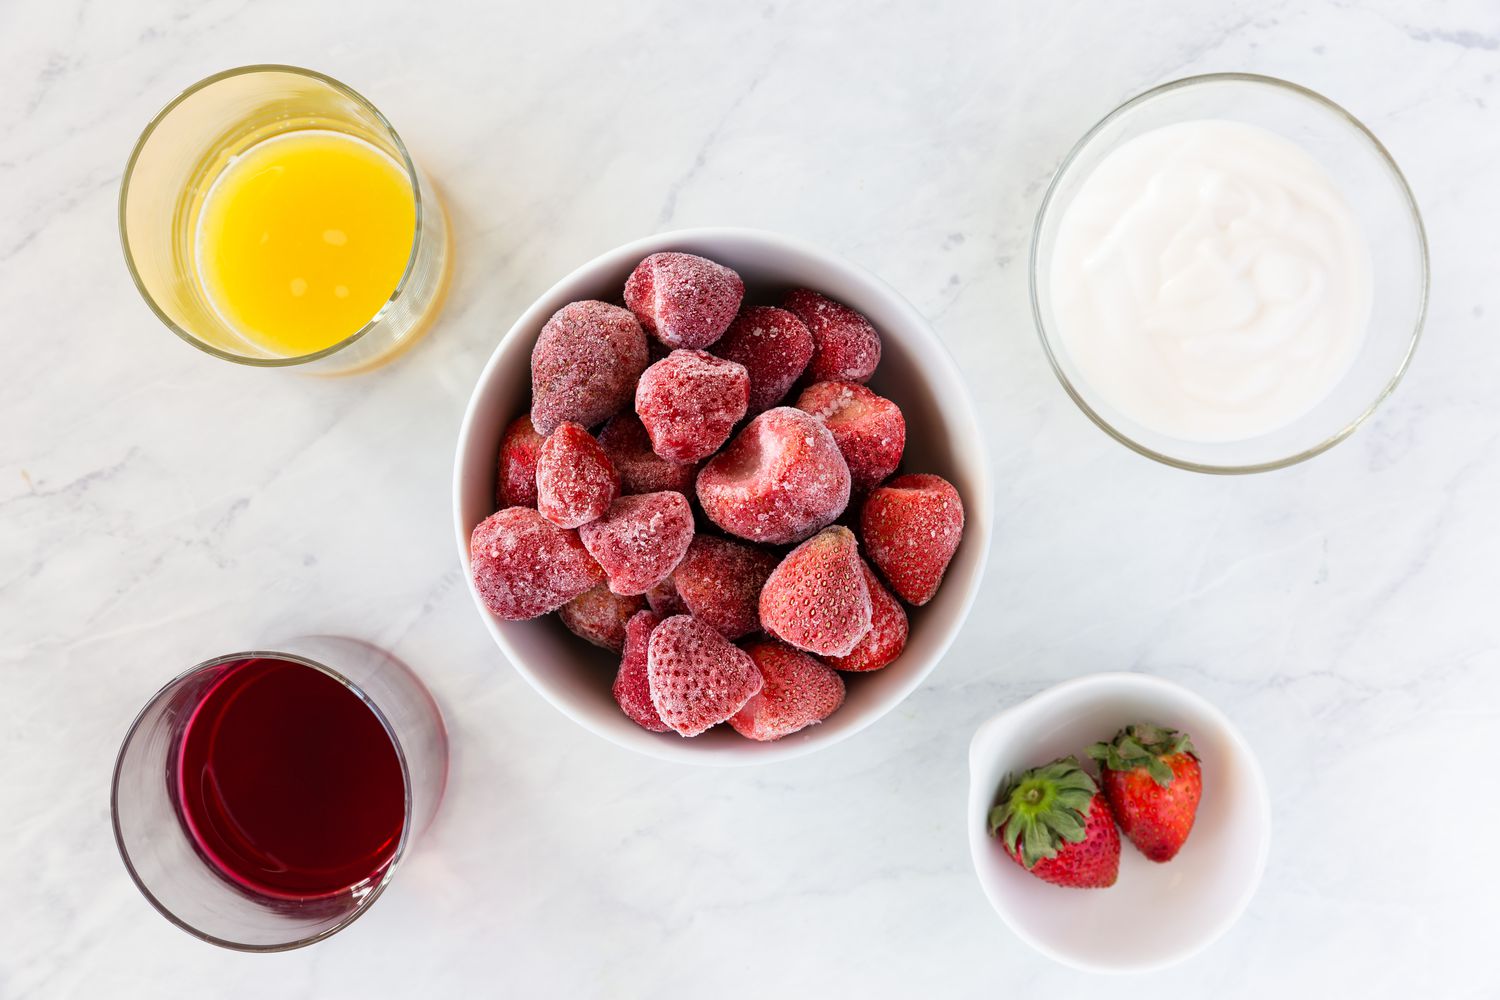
top-left (119, 65), bottom-right (451, 374)
top-left (111, 636), bottom-right (448, 951)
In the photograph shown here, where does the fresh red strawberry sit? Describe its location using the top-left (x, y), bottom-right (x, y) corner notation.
top-left (860, 473), bottom-right (964, 606)
top-left (988, 756), bottom-right (1120, 889)
top-left (1088, 724), bottom-right (1202, 862)
top-left (758, 526), bottom-right (872, 657)
top-left (646, 614), bottom-right (763, 737)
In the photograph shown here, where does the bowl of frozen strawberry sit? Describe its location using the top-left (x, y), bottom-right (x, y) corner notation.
top-left (454, 228), bottom-right (991, 763)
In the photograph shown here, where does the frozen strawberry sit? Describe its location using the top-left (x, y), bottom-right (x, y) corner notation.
top-left (624, 252), bottom-right (744, 350)
top-left (646, 575), bottom-right (687, 616)
top-left (758, 526), bottom-right (872, 657)
top-left (469, 508), bottom-right (604, 620)
top-left (730, 639), bottom-right (846, 741)
top-left (496, 414), bottom-right (545, 509)
top-left (559, 585), bottom-right (645, 652)
top-left (613, 611), bottom-right (669, 732)
top-left (860, 473), bottom-right (964, 606)
top-left (696, 406), bottom-right (851, 545)
top-left (597, 414), bottom-right (698, 495)
top-left (578, 492), bottom-right (694, 595)
top-left (825, 561), bottom-right (907, 672)
top-left (782, 288), bottom-right (881, 384)
top-left (672, 535), bottom-right (778, 640)
top-left (531, 301), bottom-right (648, 435)
top-left (712, 306), bottom-right (814, 413)
top-left (634, 350), bottom-right (749, 462)
top-left (794, 381), bottom-right (906, 493)
top-left (647, 615), bottom-right (763, 737)
top-left (535, 422), bottom-right (619, 529)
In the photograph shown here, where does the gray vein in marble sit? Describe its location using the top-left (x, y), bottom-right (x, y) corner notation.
top-left (655, 55), bottom-right (777, 227)
top-left (1406, 27), bottom-right (1500, 51)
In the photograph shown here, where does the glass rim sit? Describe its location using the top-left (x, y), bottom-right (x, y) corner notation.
top-left (1028, 71), bottom-right (1430, 475)
top-left (109, 648), bottom-right (416, 953)
top-left (117, 63), bottom-right (427, 368)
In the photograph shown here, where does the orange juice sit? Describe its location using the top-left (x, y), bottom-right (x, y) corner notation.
top-left (195, 130), bottom-right (416, 357)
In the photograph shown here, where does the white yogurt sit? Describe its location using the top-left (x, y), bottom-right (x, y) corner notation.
top-left (1050, 119), bottom-right (1372, 442)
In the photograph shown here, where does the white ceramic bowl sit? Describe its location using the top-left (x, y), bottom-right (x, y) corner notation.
top-left (454, 228), bottom-right (991, 765)
top-left (967, 672), bottom-right (1271, 973)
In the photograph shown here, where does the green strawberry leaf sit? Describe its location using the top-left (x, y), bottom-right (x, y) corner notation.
top-left (1090, 723), bottom-right (1198, 787)
top-left (1145, 756), bottom-right (1175, 787)
top-left (986, 756), bottom-right (1099, 869)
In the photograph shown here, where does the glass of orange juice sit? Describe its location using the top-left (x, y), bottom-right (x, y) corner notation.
top-left (120, 65), bottom-right (451, 374)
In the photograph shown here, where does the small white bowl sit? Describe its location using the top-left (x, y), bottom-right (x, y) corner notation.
top-left (967, 672), bottom-right (1271, 973)
top-left (454, 228), bottom-right (992, 765)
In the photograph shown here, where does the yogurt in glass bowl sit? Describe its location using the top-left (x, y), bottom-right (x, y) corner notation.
top-left (1031, 73), bottom-right (1428, 473)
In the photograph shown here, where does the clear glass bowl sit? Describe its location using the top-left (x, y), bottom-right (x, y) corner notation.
top-left (1030, 73), bottom-right (1428, 473)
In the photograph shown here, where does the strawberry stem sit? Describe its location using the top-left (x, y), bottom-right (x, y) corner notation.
top-left (987, 757), bottom-right (1098, 869)
top-left (1087, 723), bottom-right (1197, 788)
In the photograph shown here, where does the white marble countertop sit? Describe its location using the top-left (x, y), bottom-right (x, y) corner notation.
top-left (5, 0), bottom-right (1500, 995)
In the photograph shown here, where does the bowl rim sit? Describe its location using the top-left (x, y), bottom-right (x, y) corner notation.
top-left (966, 671), bottom-right (1273, 974)
top-left (452, 226), bottom-right (993, 765)
top-left (1028, 71), bottom-right (1430, 475)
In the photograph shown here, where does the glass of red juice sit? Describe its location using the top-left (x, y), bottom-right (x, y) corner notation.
top-left (111, 636), bottom-right (447, 950)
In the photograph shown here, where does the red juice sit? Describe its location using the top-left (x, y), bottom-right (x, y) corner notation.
top-left (176, 656), bottom-right (406, 898)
